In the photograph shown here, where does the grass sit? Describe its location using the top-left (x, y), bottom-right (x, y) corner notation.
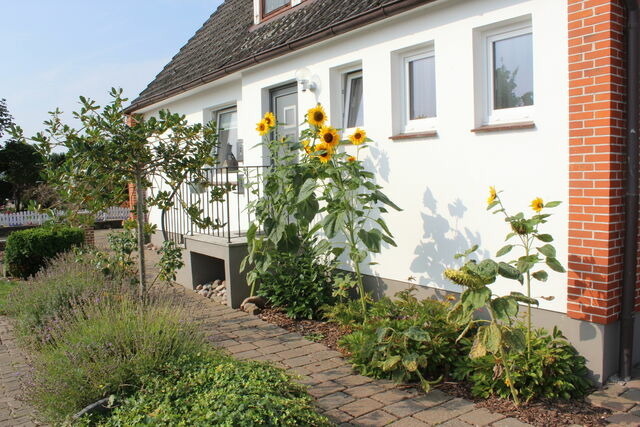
top-left (0, 279), bottom-right (18, 314)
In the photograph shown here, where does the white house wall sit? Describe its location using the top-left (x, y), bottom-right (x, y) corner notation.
top-left (144, 0), bottom-right (569, 313)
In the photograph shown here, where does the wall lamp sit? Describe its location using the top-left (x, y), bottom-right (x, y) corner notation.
top-left (295, 67), bottom-right (317, 92)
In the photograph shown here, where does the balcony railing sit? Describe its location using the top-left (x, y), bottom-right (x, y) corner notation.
top-left (163, 166), bottom-right (268, 246)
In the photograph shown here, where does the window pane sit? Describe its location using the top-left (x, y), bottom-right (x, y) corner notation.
top-left (264, 0), bottom-right (288, 14)
top-left (493, 33), bottom-right (533, 109)
top-left (347, 76), bottom-right (364, 128)
top-left (409, 56), bottom-right (436, 120)
top-left (217, 110), bottom-right (239, 162)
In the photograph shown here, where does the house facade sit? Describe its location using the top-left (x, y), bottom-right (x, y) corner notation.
top-left (126, 0), bottom-right (640, 384)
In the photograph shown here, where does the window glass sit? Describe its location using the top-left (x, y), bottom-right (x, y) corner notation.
top-left (408, 55), bottom-right (436, 120)
top-left (493, 33), bottom-right (533, 109)
top-left (264, 0), bottom-right (288, 15)
top-left (345, 73), bottom-right (364, 128)
top-left (216, 109), bottom-right (240, 164)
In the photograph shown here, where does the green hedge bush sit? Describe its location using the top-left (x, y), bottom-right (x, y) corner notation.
top-left (83, 355), bottom-right (332, 426)
top-left (5, 225), bottom-right (84, 278)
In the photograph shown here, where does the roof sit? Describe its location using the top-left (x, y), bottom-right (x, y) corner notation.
top-left (126, 0), bottom-right (436, 113)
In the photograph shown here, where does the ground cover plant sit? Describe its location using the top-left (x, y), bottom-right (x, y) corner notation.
top-left (326, 288), bottom-right (467, 391)
top-left (81, 354), bottom-right (332, 427)
top-left (4, 225), bottom-right (84, 278)
top-left (0, 279), bottom-right (18, 314)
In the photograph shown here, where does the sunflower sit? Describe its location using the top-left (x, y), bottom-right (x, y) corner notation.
top-left (319, 126), bottom-right (340, 148)
top-left (347, 156), bottom-right (356, 163)
top-left (307, 105), bottom-right (327, 127)
top-left (530, 197), bottom-right (544, 213)
top-left (315, 142), bottom-right (333, 163)
top-left (487, 186), bottom-right (497, 205)
top-left (348, 128), bottom-right (367, 145)
top-left (302, 139), bottom-right (313, 154)
top-left (263, 112), bottom-right (276, 128)
top-left (256, 119), bottom-right (269, 136)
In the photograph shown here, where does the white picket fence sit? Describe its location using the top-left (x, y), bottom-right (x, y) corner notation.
top-left (0, 207), bottom-right (130, 227)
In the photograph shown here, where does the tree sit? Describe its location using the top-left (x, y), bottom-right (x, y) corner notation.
top-left (0, 99), bottom-right (14, 140)
top-left (13, 88), bottom-right (220, 296)
top-left (0, 140), bottom-right (44, 210)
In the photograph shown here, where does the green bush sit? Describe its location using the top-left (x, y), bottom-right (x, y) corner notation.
top-left (331, 288), bottom-right (467, 391)
top-left (83, 354), bottom-right (332, 426)
top-left (4, 252), bottom-right (115, 346)
top-left (256, 243), bottom-right (335, 319)
top-left (453, 325), bottom-right (591, 402)
top-left (27, 294), bottom-right (210, 424)
top-left (5, 225), bottom-right (84, 278)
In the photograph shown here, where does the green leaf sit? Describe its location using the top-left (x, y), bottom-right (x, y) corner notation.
top-left (461, 287), bottom-right (491, 311)
top-left (358, 229), bottom-right (382, 253)
top-left (503, 328), bottom-right (526, 352)
top-left (382, 355), bottom-right (402, 371)
top-left (537, 244), bottom-right (556, 258)
top-left (296, 178), bottom-right (316, 203)
top-left (536, 234), bottom-right (553, 242)
top-left (487, 201), bottom-right (499, 210)
top-left (496, 245), bottom-right (514, 257)
top-left (454, 244), bottom-right (479, 259)
top-left (544, 201), bottom-right (561, 208)
top-left (402, 353), bottom-right (419, 372)
top-left (404, 326), bottom-right (430, 342)
top-left (509, 291), bottom-right (539, 306)
top-left (485, 323), bottom-right (502, 353)
top-left (376, 327), bottom-right (392, 342)
top-left (532, 270), bottom-right (548, 282)
top-left (546, 257), bottom-right (566, 273)
top-left (491, 297), bottom-right (519, 322)
top-left (498, 262), bottom-right (520, 280)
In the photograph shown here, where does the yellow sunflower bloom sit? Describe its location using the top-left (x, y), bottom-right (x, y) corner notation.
top-left (348, 128), bottom-right (367, 145)
top-left (319, 126), bottom-right (340, 148)
top-left (530, 197), bottom-right (544, 213)
top-left (347, 156), bottom-right (356, 163)
top-left (302, 139), bottom-right (313, 154)
top-left (263, 112), bottom-right (276, 128)
top-left (256, 120), bottom-right (269, 136)
top-left (315, 142), bottom-right (333, 163)
top-left (487, 186), bottom-right (497, 205)
top-left (307, 105), bottom-right (327, 127)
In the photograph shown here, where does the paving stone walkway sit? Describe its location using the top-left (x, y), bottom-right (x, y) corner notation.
top-left (587, 376), bottom-right (640, 426)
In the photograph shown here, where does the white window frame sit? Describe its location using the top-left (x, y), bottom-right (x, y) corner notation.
top-left (342, 70), bottom-right (364, 132)
top-left (402, 49), bottom-right (437, 133)
top-left (211, 106), bottom-right (241, 165)
top-left (483, 22), bottom-right (534, 125)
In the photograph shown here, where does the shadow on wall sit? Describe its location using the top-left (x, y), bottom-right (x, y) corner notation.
top-left (364, 145), bottom-right (391, 183)
top-left (411, 188), bottom-right (490, 289)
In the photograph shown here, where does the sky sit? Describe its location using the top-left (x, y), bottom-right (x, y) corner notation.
top-left (1, 0), bottom-right (224, 139)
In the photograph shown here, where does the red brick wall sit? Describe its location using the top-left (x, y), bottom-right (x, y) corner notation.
top-left (567, 0), bottom-right (627, 324)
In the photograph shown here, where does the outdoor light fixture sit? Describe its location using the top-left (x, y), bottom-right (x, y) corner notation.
top-left (295, 67), bottom-right (317, 92)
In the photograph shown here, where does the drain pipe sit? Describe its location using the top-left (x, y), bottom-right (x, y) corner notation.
top-left (621, 0), bottom-right (640, 381)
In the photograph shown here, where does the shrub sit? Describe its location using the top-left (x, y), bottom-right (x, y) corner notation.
top-left (333, 288), bottom-right (467, 391)
top-left (4, 252), bottom-right (115, 345)
top-left (83, 354), bottom-right (331, 426)
top-left (27, 294), bottom-right (209, 424)
top-left (5, 225), bottom-right (84, 278)
top-left (256, 242), bottom-right (335, 319)
top-left (453, 325), bottom-right (591, 402)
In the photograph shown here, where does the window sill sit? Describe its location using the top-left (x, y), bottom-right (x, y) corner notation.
top-left (390, 130), bottom-right (438, 141)
top-left (471, 121), bottom-right (535, 133)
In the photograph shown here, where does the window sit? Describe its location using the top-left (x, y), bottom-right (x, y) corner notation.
top-left (263, 0), bottom-right (289, 16)
top-left (343, 70), bottom-right (364, 129)
top-left (482, 21), bottom-right (534, 124)
top-left (211, 107), bottom-right (241, 166)
top-left (403, 50), bottom-right (436, 132)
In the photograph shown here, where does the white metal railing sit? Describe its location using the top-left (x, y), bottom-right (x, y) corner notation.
top-left (0, 206), bottom-right (131, 227)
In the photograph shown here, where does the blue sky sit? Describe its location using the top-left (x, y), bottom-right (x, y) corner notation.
top-left (1, 0), bottom-right (224, 138)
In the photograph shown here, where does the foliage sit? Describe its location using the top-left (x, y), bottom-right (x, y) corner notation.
top-left (0, 98), bottom-right (14, 140)
top-left (4, 225), bottom-right (84, 278)
top-left (156, 239), bottom-right (185, 284)
top-left (27, 293), bottom-right (210, 424)
top-left (0, 140), bottom-right (44, 210)
top-left (334, 288), bottom-right (466, 391)
top-left (0, 280), bottom-right (18, 314)
top-left (256, 241), bottom-right (335, 319)
top-left (3, 252), bottom-right (117, 346)
top-left (453, 326), bottom-right (591, 402)
top-left (81, 354), bottom-right (332, 427)
top-left (13, 88), bottom-right (220, 295)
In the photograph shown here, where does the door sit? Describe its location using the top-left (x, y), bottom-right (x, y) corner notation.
top-left (265, 84), bottom-right (298, 164)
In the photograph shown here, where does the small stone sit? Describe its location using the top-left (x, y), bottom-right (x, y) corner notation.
top-left (213, 279), bottom-right (222, 286)
top-left (241, 296), bottom-right (267, 310)
top-left (197, 289), bottom-right (207, 296)
top-left (215, 284), bottom-right (225, 292)
top-left (243, 303), bottom-right (261, 315)
top-left (203, 283), bottom-right (212, 290)
top-left (195, 284), bottom-right (203, 291)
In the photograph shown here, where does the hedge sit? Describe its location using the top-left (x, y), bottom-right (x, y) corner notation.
top-left (5, 226), bottom-right (84, 278)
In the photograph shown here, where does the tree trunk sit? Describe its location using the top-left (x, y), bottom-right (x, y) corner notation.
top-left (134, 170), bottom-right (147, 297)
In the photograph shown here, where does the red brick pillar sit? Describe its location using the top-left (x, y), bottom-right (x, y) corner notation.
top-left (567, 0), bottom-right (627, 324)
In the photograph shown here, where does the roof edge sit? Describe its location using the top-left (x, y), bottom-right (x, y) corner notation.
top-left (124, 0), bottom-right (438, 114)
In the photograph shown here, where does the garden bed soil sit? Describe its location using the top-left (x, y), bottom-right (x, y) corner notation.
top-left (257, 308), bottom-right (611, 427)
